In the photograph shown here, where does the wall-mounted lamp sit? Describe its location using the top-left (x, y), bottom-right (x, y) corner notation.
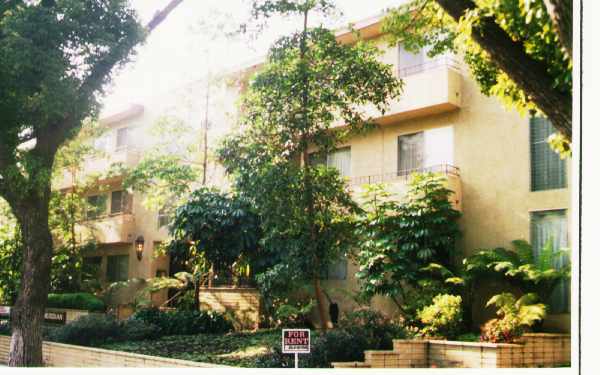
top-left (135, 235), bottom-right (145, 261)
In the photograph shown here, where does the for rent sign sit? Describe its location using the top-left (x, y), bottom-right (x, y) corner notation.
top-left (282, 329), bottom-right (310, 353)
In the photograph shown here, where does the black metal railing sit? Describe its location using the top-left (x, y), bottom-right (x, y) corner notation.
top-left (348, 163), bottom-right (460, 186)
top-left (398, 55), bottom-right (461, 78)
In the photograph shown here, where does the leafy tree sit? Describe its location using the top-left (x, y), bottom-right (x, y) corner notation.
top-left (119, 115), bottom-right (201, 217)
top-left (0, 200), bottom-right (21, 305)
top-left (383, 0), bottom-right (572, 153)
top-left (0, 0), bottom-right (183, 365)
top-left (220, 0), bottom-right (402, 329)
top-left (166, 188), bottom-right (261, 310)
top-left (354, 174), bottom-right (461, 322)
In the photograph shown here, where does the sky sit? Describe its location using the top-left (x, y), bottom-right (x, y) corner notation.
top-left (100, 0), bottom-right (403, 115)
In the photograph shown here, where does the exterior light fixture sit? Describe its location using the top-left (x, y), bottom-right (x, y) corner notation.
top-left (135, 235), bottom-right (145, 261)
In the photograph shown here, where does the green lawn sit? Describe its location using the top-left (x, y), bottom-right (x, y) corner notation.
top-left (98, 329), bottom-right (281, 367)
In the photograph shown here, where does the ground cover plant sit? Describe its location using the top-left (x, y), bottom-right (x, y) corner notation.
top-left (46, 293), bottom-right (105, 312)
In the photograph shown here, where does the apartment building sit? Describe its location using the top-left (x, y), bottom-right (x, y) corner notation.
top-left (58, 14), bottom-right (570, 331)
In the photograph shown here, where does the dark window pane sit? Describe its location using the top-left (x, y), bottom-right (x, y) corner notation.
top-left (111, 191), bottom-right (123, 214)
top-left (107, 255), bottom-right (129, 282)
top-left (530, 117), bottom-right (567, 191)
top-left (87, 195), bottom-right (107, 219)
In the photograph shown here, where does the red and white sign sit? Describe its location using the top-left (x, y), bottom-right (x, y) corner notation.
top-left (282, 329), bottom-right (310, 354)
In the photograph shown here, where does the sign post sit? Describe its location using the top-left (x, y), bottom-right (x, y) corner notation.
top-left (282, 329), bottom-right (310, 368)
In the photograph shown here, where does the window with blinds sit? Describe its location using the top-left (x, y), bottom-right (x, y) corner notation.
top-left (107, 255), bottom-right (129, 282)
top-left (530, 117), bottom-right (566, 191)
top-left (530, 210), bottom-right (570, 313)
top-left (398, 132), bottom-right (424, 176)
top-left (327, 147), bottom-right (351, 177)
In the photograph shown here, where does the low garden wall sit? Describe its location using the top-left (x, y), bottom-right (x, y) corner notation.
top-left (0, 335), bottom-right (227, 367)
top-left (333, 333), bottom-right (570, 369)
top-left (199, 287), bottom-right (260, 330)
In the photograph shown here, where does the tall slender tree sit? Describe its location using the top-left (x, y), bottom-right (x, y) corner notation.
top-left (0, 0), bottom-right (184, 366)
top-left (220, 0), bottom-right (402, 329)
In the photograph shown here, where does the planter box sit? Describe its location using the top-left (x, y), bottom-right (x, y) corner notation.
top-left (334, 334), bottom-right (571, 369)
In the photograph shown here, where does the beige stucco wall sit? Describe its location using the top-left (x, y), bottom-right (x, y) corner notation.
top-left (319, 34), bottom-right (571, 331)
top-left (55, 25), bottom-right (570, 331)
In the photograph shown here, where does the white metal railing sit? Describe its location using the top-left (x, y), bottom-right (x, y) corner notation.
top-left (397, 55), bottom-right (461, 78)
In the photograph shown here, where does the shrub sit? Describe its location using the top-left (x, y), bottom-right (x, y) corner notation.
top-left (417, 294), bottom-right (463, 339)
top-left (480, 292), bottom-right (546, 343)
top-left (255, 309), bottom-right (407, 368)
top-left (131, 307), bottom-right (233, 335)
top-left (119, 318), bottom-right (160, 341)
top-left (338, 308), bottom-right (406, 349)
top-left (48, 314), bottom-right (120, 346)
top-left (47, 293), bottom-right (105, 312)
top-left (274, 300), bottom-right (315, 328)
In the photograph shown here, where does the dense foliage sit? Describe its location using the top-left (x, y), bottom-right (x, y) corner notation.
top-left (46, 293), bottom-right (106, 313)
top-left (131, 307), bottom-right (233, 336)
top-left (354, 174), bottom-right (461, 320)
top-left (464, 239), bottom-right (570, 303)
top-left (480, 292), bottom-right (546, 343)
top-left (417, 294), bottom-right (463, 339)
top-left (0, 201), bottom-right (21, 305)
top-left (383, 0), bottom-right (572, 151)
top-left (255, 308), bottom-right (406, 368)
top-left (220, 0), bottom-right (402, 327)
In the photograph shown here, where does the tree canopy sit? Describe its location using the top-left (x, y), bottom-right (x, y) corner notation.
top-left (383, 0), bottom-right (572, 152)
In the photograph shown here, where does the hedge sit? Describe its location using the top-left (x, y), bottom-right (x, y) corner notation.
top-left (47, 292), bottom-right (105, 312)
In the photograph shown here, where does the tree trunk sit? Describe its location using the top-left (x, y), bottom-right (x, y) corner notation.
top-left (8, 199), bottom-right (54, 367)
top-left (434, 0), bottom-right (572, 140)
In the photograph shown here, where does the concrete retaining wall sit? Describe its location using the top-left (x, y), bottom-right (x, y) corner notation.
top-left (0, 335), bottom-right (226, 367)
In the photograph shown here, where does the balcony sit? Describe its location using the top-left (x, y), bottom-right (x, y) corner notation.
top-left (348, 164), bottom-right (462, 211)
top-left (54, 147), bottom-right (142, 190)
top-left (76, 213), bottom-right (136, 244)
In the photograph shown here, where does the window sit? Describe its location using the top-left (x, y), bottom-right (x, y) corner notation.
top-left (158, 207), bottom-right (169, 228)
top-left (398, 132), bottom-right (424, 176)
top-left (94, 134), bottom-right (110, 152)
top-left (398, 45), bottom-right (427, 77)
top-left (530, 117), bottom-right (567, 191)
top-left (327, 147), bottom-right (351, 177)
top-left (321, 258), bottom-right (348, 280)
top-left (87, 194), bottom-right (107, 219)
top-left (106, 255), bottom-right (129, 282)
top-left (531, 210), bottom-right (570, 313)
top-left (110, 190), bottom-right (130, 214)
top-left (309, 147), bottom-right (351, 177)
top-left (116, 127), bottom-right (131, 150)
top-left (83, 256), bottom-right (102, 278)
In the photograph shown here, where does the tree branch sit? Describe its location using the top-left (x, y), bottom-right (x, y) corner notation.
top-left (434, 0), bottom-right (572, 140)
top-left (543, 0), bottom-right (572, 59)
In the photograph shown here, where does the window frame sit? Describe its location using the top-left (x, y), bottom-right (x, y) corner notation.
top-left (529, 117), bottom-right (567, 192)
top-left (86, 194), bottom-right (108, 220)
top-left (529, 209), bottom-right (570, 314)
top-left (106, 254), bottom-right (129, 283)
top-left (397, 131), bottom-right (425, 176)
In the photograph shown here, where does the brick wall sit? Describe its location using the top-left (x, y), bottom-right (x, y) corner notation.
top-left (332, 334), bottom-right (571, 369)
top-left (0, 335), bottom-right (226, 367)
top-left (199, 287), bottom-right (260, 330)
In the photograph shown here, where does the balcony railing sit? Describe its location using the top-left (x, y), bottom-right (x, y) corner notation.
top-left (398, 55), bottom-right (461, 78)
top-left (348, 164), bottom-right (460, 186)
